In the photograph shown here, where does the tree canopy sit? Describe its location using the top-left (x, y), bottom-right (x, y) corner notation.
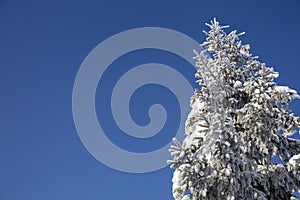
top-left (168, 18), bottom-right (300, 200)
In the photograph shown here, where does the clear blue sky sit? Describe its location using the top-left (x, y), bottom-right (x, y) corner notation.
top-left (1, 0), bottom-right (300, 199)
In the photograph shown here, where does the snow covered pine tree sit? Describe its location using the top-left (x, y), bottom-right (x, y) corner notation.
top-left (168, 18), bottom-right (300, 200)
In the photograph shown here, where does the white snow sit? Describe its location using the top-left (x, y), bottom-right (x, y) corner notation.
top-left (169, 19), bottom-right (300, 200)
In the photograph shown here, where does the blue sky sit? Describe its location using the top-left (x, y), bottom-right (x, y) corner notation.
top-left (1, 0), bottom-right (300, 199)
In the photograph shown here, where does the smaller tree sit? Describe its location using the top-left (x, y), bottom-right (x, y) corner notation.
top-left (168, 18), bottom-right (300, 200)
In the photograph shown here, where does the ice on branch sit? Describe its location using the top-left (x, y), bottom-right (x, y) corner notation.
top-left (168, 18), bottom-right (300, 200)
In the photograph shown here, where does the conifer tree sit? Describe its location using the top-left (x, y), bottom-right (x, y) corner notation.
top-left (168, 18), bottom-right (300, 200)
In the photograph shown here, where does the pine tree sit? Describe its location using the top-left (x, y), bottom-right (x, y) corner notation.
top-left (168, 18), bottom-right (300, 200)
